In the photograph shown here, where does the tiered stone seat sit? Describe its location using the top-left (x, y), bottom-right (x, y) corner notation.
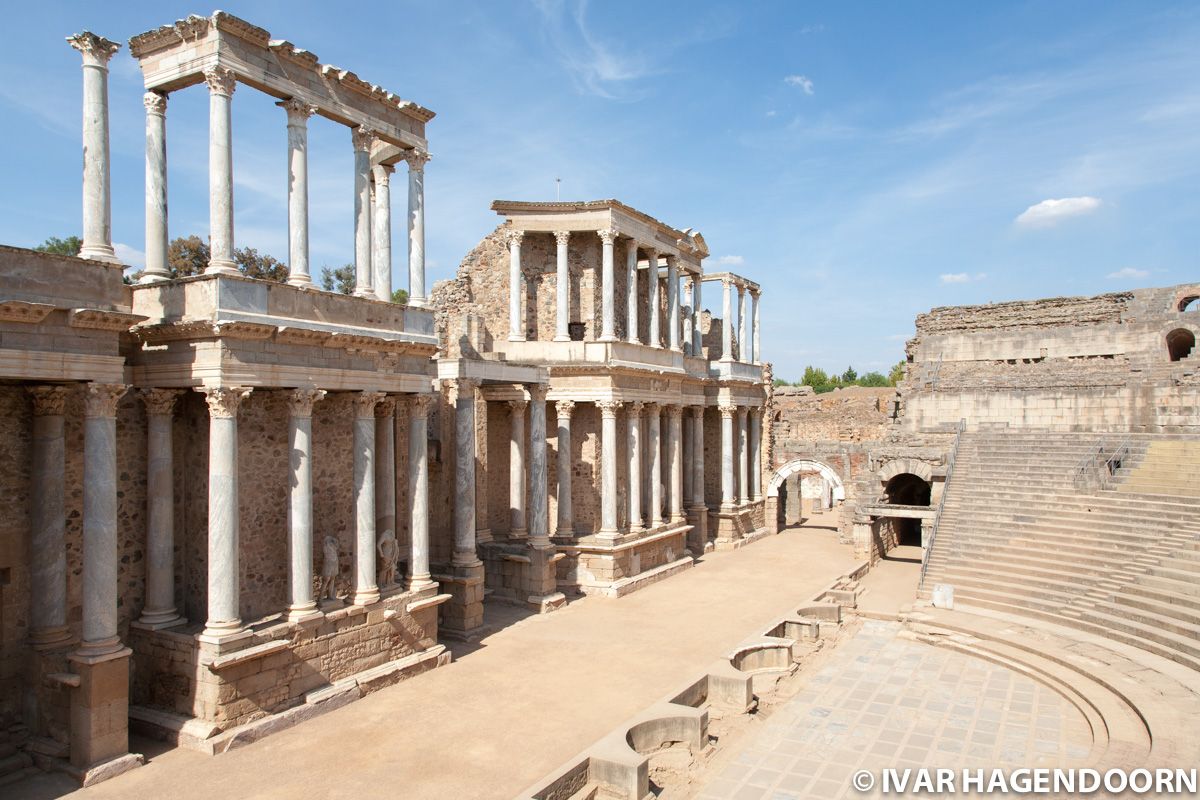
top-left (921, 431), bottom-right (1200, 671)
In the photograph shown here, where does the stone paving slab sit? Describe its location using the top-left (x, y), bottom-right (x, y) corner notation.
top-left (695, 620), bottom-right (1092, 800)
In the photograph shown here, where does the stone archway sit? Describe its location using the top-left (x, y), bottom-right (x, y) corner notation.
top-left (766, 459), bottom-right (846, 534)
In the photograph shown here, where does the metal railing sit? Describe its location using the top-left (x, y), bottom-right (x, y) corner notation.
top-left (918, 417), bottom-right (966, 589)
top-left (1073, 436), bottom-right (1131, 491)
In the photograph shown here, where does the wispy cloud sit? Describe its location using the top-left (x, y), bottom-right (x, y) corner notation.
top-left (716, 255), bottom-right (744, 266)
top-left (114, 242), bottom-right (145, 268)
top-left (1107, 266), bottom-right (1149, 280)
top-left (940, 272), bottom-right (987, 284)
top-left (1015, 196), bottom-right (1102, 228)
top-left (798, 24), bottom-right (826, 35)
top-left (784, 75), bottom-right (815, 95)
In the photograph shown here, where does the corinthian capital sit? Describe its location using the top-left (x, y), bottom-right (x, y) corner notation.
top-left (201, 386), bottom-right (251, 419)
top-left (277, 97), bottom-right (317, 123)
top-left (554, 230), bottom-right (571, 247)
top-left (596, 399), bottom-right (623, 417)
top-left (140, 388), bottom-right (184, 417)
top-left (667, 404), bottom-right (683, 420)
top-left (408, 393), bottom-right (435, 417)
top-left (287, 388), bottom-right (327, 418)
top-left (203, 66), bottom-right (237, 97)
top-left (351, 126), bottom-right (377, 152)
top-left (718, 404), bottom-right (737, 419)
top-left (597, 228), bottom-right (619, 246)
top-left (143, 91), bottom-right (168, 115)
top-left (67, 32), bottom-right (120, 67)
top-left (28, 385), bottom-right (69, 417)
top-left (84, 383), bottom-right (128, 419)
top-left (353, 390), bottom-right (386, 419)
top-left (627, 401), bottom-right (644, 418)
top-left (506, 229), bottom-right (525, 248)
top-left (555, 399), bottom-right (576, 420)
top-left (403, 148), bottom-right (431, 170)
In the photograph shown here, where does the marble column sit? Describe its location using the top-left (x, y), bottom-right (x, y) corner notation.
top-left (667, 256), bottom-right (681, 352)
top-left (372, 164), bottom-right (394, 301)
top-left (454, 380), bottom-right (481, 564)
top-left (279, 98), bottom-right (316, 287)
top-left (690, 406), bottom-right (706, 510)
top-left (647, 403), bottom-right (663, 527)
top-left (737, 406), bottom-right (749, 505)
top-left (721, 278), bottom-right (733, 360)
top-left (647, 250), bottom-right (661, 348)
top-left (405, 148), bottom-right (430, 307)
top-left (597, 400), bottom-right (622, 538)
top-left (138, 389), bottom-right (184, 628)
top-left (406, 395), bottom-right (434, 589)
top-left (140, 92), bottom-right (171, 282)
top-left (738, 284), bottom-right (748, 363)
top-left (287, 389), bottom-right (325, 620)
top-left (692, 278), bottom-right (703, 357)
top-left (508, 398), bottom-right (528, 538)
top-left (626, 242), bottom-right (640, 344)
top-left (508, 230), bottom-right (525, 341)
top-left (751, 289), bottom-right (761, 365)
top-left (682, 408), bottom-right (693, 506)
top-left (749, 407), bottom-right (763, 500)
top-left (626, 402), bottom-right (644, 533)
top-left (203, 67), bottom-right (239, 275)
top-left (68, 33), bottom-right (120, 264)
top-left (375, 396), bottom-right (397, 587)
top-left (28, 386), bottom-right (70, 647)
top-left (555, 400), bottom-right (575, 536)
top-left (528, 385), bottom-right (550, 548)
top-left (352, 391), bottom-right (383, 605)
top-left (682, 277), bottom-right (694, 354)
top-left (719, 404), bottom-right (736, 509)
top-left (598, 229), bottom-right (618, 342)
top-left (78, 384), bottom-right (128, 658)
top-left (553, 231), bottom-right (571, 341)
top-left (352, 127), bottom-right (375, 298)
top-left (668, 405), bottom-right (684, 522)
top-left (200, 387), bottom-right (249, 639)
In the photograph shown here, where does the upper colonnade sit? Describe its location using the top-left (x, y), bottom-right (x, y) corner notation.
top-left (123, 12), bottom-right (432, 304)
top-left (702, 271), bottom-right (762, 366)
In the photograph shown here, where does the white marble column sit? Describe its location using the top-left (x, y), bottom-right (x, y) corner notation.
top-left (667, 256), bottom-right (681, 352)
top-left (78, 384), bottom-right (127, 656)
top-left (372, 164), bottom-right (394, 301)
top-left (203, 67), bottom-right (239, 275)
top-left (682, 277), bottom-right (694, 354)
top-left (554, 231), bottom-right (571, 342)
top-left (508, 230), bottom-right (525, 341)
top-left (405, 148), bottom-right (430, 307)
top-left (374, 396), bottom-right (397, 587)
top-left (626, 242), bottom-right (640, 344)
top-left (287, 389), bottom-right (325, 620)
top-left (647, 250), bottom-right (661, 348)
top-left (408, 395), bottom-right (434, 589)
top-left (279, 98), bottom-right (316, 287)
top-left (737, 406), bottom-right (749, 505)
top-left (668, 405), bottom-right (684, 522)
top-left (749, 407), bottom-right (763, 501)
top-left (68, 33), bottom-right (120, 264)
top-left (647, 403), bottom-right (663, 527)
top-left (719, 404), bottom-right (736, 509)
top-left (139, 389), bottom-right (184, 628)
top-left (597, 400), bottom-right (622, 538)
top-left (352, 391), bottom-right (383, 605)
top-left (682, 408), bottom-right (693, 505)
top-left (751, 289), bottom-right (761, 365)
top-left (626, 402), bottom-right (644, 533)
top-left (28, 386), bottom-right (70, 647)
top-left (200, 387), bottom-right (250, 641)
top-left (734, 281), bottom-right (744, 362)
top-left (140, 92), bottom-right (171, 282)
top-left (555, 400), bottom-right (575, 536)
top-left (598, 228), bottom-right (618, 342)
top-left (352, 128), bottom-right (375, 298)
top-left (454, 380), bottom-right (480, 564)
top-left (690, 406), bottom-right (706, 510)
top-left (692, 278), bottom-right (703, 357)
top-left (508, 398), bottom-right (528, 538)
top-left (528, 386), bottom-right (550, 548)
top-left (721, 278), bottom-right (733, 360)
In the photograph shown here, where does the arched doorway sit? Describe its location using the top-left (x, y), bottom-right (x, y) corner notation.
top-left (766, 459), bottom-right (846, 534)
top-left (883, 472), bottom-right (931, 546)
top-left (1167, 328), bottom-right (1195, 362)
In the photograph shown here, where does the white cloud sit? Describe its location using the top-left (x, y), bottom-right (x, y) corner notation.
top-left (784, 75), bottom-right (815, 95)
top-left (766, 109), bottom-right (777, 118)
top-left (940, 272), bottom-right (987, 284)
top-left (114, 242), bottom-right (145, 268)
top-left (1015, 196), bottom-right (1102, 228)
top-left (1107, 267), bottom-right (1149, 280)
top-left (716, 255), bottom-right (744, 266)
top-left (798, 24), bottom-right (826, 35)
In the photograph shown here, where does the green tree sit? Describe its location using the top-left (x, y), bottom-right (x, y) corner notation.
top-left (888, 360), bottom-right (906, 386)
top-left (801, 366), bottom-right (829, 388)
top-left (34, 236), bottom-right (82, 257)
top-left (858, 371), bottom-right (889, 387)
top-left (391, 288), bottom-right (409, 304)
top-left (167, 234), bottom-right (209, 277)
top-left (841, 366), bottom-right (858, 384)
top-left (321, 264), bottom-right (357, 295)
top-left (235, 246), bottom-right (288, 282)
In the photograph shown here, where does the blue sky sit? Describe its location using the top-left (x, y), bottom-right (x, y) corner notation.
top-left (2, 1), bottom-right (1197, 379)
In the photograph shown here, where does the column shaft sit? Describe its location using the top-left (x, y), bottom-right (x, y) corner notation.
top-left (353, 392), bottom-right (382, 605)
top-left (80, 385), bottom-right (127, 656)
top-left (509, 399), bottom-right (528, 537)
top-left (721, 279), bottom-right (733, 359)
top-left (408, 395), bottom-right (434, 589)
top-left (140, 390), bottom-right (183, 627)
top-left (682, 410), bottom-right (693, 505)
top-left (737, 407), bottom-right (749, 505)
top-left (141, 92), bottom-right (170, 281)
top-left (68, 33), bottom-right (120, 264)
top-left (28, 387), bottom-right (69, 646)
top-left (599, 229), bottom-right (618, 341)
top-left (751, 291), bottom-right (761, 364)
top-left (204, 68), bottom-right (238, 274)
top-left (627, 403), bottom-right (643, 533)
top-left (280, 99), bottom-right (315, 286)
top-left (375, 397), bottom-right (397, 585)
top-left (454, 381), bottom-right (480, 563)
top-left (626, 243), bottom-right (640, 344)
top-left (202, 387), bottom-right (248, 638)
top-left (508, 231), bottom-right (525, 341)
top-left (691, 407), bottom-right (706, 509)
top-left (692, 279), bottom-right (703, 357)
top-left (554, 231), bottom-right (571, 341)
top-left (555, 401), bottom-right (575, 536)
top-left (682, 278), bottom-right (693, 354)
top-left (287, 389), bottom-right (324, 619)
top-left (406, 150), bottom-right (429, 306)
top-left (647, 252), bottom-right (661, 348)
top-left (668, 406), bottom-right (683, 521)
top-left (749, 407), bottom-right (763, 500)
top-left (720, 405), bottom-right (736, 508)
top-left (372, 165), bottom-right (393, 301)
top-left (528, 387), bottom-right (550, 548)
top-left (667, 256), bottom-right (680, 351)
top-left (598, 401), bottom-right (622, 537)
top-left (648, 405), bottom-right (663, 526)
top-left (738, 286), bottom-right (748, 362)
top-left (352, 128), bottom-right (374, 298)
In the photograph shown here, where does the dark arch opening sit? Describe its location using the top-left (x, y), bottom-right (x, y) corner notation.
top-left (1179, 296), bottom-right (1198, 313)
top-left (1167, 328), bottom-right (1195, 362)
top-left (884, 473), bottom-right (930, 547)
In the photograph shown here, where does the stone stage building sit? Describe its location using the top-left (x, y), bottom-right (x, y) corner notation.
top-left (0, 12), bottom-right (768, 787)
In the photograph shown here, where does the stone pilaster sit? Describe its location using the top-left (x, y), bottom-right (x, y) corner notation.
top-left (137, 389), bottom-right (185, 629)
top-left (508, 398), bottom-right (528, 538)
top-left (199, 386), bottom-right (250, 639)
top-left (286, 389), bottom-right (325, 620)
top-left (597, 400), bottom-right (622, 539)
top-left (507, 229), bottom-right (525, 341)
top-left (405, 148), bottom-right (430, 307)
top-left (140, 92), bottom-right (171, 282)
top-left (203, 67), bottom-right (238, 275)
top-left (407, 394), bottom-right (435, 590)
top-left (28, 386), bottom-right (71, 647)
top-left (554, 231), bottom-right (571, 342)
top-left (352, 127), bottom-right (376, 298)
top-left (68, 32), bottom-right (120, 264)
top-left (555, 400), bottom-right (575, 536)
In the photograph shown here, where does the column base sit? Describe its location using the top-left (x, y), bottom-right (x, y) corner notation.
top-left (509, 527), bottom-right (528, 541)
top-left (507, 335), bottom-right (526, 342)
top-left (598, 334), bottom-right (618, 343)
top-left (407, 575), bottom-right (437, 592)
top-left (136, 271), bottom-right (171, 285)
top-left (131, 613), bottom-right (186, 632)
top-left (352, 288), bottom-right (376, 299)
top-left (287, 275), bottom-right (314, 288)
top-left (409, 296), bottom-right (428, 308)
top-left (204, 260), bottom-right (239, 276)
top-left (30, 626), bottom-right (73, 650)
top-left (553, 334), bottom-right (571, 342)
top-left (352, 588), bottom-right (381, 607)
top-left (74, 637), bottom-right (123, 660)
top-left (197, 620), bottom-right (245, 644)
top-left (626, 338), bottom-right (641, 345)
top-left (79, 244), bottom-right (120, 265)
top-left (476, 527), bottom-right (493, 544)
top-left (451, 552), bottom-right (483, 569)
top-left (285, 603), bottom-right (321, 623)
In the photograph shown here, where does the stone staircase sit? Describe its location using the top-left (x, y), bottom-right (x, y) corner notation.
top-left (921, 431), bottom-right (1200, 672)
